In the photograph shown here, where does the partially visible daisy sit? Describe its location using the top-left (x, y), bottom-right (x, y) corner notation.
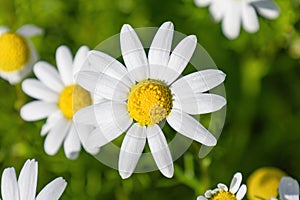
top-left (197, 172), bottom-right (247, 200)
top-left (74, 21), bottom-right (226, 178)
top-left (270, 176), bottom-right (299, 200)
top-left (1, 159), bottom-right (67, 200)
top-left (20, 45), bottom-right (98, 159)
top-left (0, 24), bottom-right (43, 84)
top-left (194, 0), bottom-right (280, 39)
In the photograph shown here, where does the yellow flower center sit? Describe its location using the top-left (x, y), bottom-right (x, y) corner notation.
top-left (127, 79), bottom-right (173, 126)
top-left (0, 32), bottom-right (30, 72)
top-left (58, 84), bottom-right (92, 119)
top-left (211, 191), bottom-right (237, 200)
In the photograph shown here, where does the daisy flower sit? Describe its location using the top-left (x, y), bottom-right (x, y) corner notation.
top-left (194, 0), bottom-right (280, 39)
top-left (20, 45), bottom-right (98, 159)
top-left (0, 24), bottom-right (43, 84)
top-left (270, 176), bottom-right (299, 200)
top-left (74, 21), bottom-right (226, 178)
top-left (197, 172), bottom-right (247, 200)
top-left (1, 159), bottom-right (67, 200)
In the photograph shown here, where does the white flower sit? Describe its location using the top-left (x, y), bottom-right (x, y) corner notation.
top-left (74, 21), bottom-right (226, 178)
top-left (271, 176), bottom-right (300, 200)
top-left (0, 159), bottom-right (67, 200)
top-left (0, 24), bottom-right (43, 84)
top-left (194, 0), bottom-right (280, 39)
top-left (197, 172), bottom-right (247, 200)
top-left (20, 45), bottom-right (98, 159)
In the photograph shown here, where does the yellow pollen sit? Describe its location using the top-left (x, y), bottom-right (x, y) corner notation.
top-left (127, 79), bottom-right (173, 126)
top-left (211, 191), bottom-right (237, 200)
top-left (0, 32), bottom-right (30, 72)
top-left (58, 84), bottom-right (92, 119)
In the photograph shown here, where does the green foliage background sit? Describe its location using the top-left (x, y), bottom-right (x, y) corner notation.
top-left (0, 0), bottom-right (299, 199)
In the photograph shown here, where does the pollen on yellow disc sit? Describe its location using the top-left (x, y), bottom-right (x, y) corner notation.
top-left (58, 84), bottom-right (92, 119)
top-left (127, 79), bottom-right (173, 126)
top-left (211, 191), bottom-right (237, 200)
top-left (0, 32), bottom-right (30, 72)
top-left (247, 167), bottom-right (286, 200)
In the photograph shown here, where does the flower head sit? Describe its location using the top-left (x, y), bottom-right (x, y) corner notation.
top-left (74, 21), bottom-right (226, 178)
top-left (0, 24), bottom-right (43, 84)
top-left (0, 159), bottom-right (67, 200)
top-left (194, 0), bottom-right (280, 39)
top-left (197, 172), bottom-right (247, 200)
top-left (20, 45), bottom-right (98, 159)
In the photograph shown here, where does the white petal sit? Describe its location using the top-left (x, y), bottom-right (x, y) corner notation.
top-left (1, 168), bottom-right (20, 200)
top-left (63, 125), bottom-right (81, 160)
top-left (173, 93), bottom-right (226, 115)
top-left (41, 111), bottom-right (63, 136)
top-left (20, 101), bottom-right (57, 121)
top-left (242, 3), bottom-right (259, 33)
top-left (209, 0), bottom-right (225, 22)
top-left (18, 159), bottom-right (38, 200)
top-left (230, 172), bottom-right (243, 194)
top-left (119, 123), bottom-right (146, 179)
top-left (85, 50), bottom-right (132, 86)
top-left (194, 0), bottom-right (211, 7)
top-left (147, 124), bottom-right (174, 178)
top-left (73, 124), bottom-right (99, 155)
top-left (0, 26), bottom-right (9, 35)
top-left (148, 22), bottom-right (173, 80)
top-left (56, 46), bottom-right (74, 85)
top-left (16, 24), bottom-right (43, 37)
top-left (36, 177), bottom-right (67, 200)
top-left (251, 0), bottom-right (280, 19)
top-left (236, 184), bottom-right (247, 200)
top-left (73, 46), bottom-right (90, 79)
top-left (33, 61), bottom-right (64, 93)
top-left (197, 196), bottom-right (208, 200)
top-left (167, 109), bottom-right (217, 146)
top-left (279, 177), bottom-right (299, 200)
top-left (222, 2), bottom-right (242, 39)
top-left (22, 79), bottom-right (58, 102)
top-left (44, 119), bottom-right (70, 156)
top-left (218, 183), bottom-right (228, 191)
top-left (166, 35), bottom-right (197, 84)
top-left (169, 69), bottom-right (226, 93)
top-left (120, 24), bottom-right (148, 81)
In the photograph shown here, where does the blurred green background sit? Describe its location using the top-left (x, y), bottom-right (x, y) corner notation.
top-left (0, 0), bottom-right (299, 199)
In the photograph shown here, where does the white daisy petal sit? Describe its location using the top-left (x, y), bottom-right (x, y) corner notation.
top-left (279, 177), bottom-right (299, 200)
top-left (36, 177), bottom-right (67, 200)
top-left (236, 184), bottom-right (247, 200)
top-left (0, 26), bottom-right (9, 35)
top-left (73, 46), bottom-right (90, 79)
top-left (149, 22), bottom-right (173, 80)
top-left (63, 125), bottom-right (81, 160)
top-left (22, 79), bottom-right (58, 102)
top-left (85, 50), bottom-right (132, 86)
top-left (56, 46), bottom-right (73, 85)
top-left (197, 196), bottom-right (208, 200)
top-left (251, 0), bottom-right (280, 19)
top-left (119, 123), bottom-right (146, 179)
top-left (73, 104), bottom-right (99, 125)
top-left (147, 124), bottom-right (174, 178)
top-left (74, 124), bottom-right (99, 155)
top-left (33, 61), bottom-right (64, 93)
top-left (18, 159), bottom-right (38, 200)
top-left (242, 3), bottom-right (259, 33)
top-left (20, 101), bottom-right (57, 121)
top-left (16, 24), bottom-right (43, 37)
top-left (1, 168), bottom-right (20, 200)
top-left (230, 172), bottom-right (243, 194)
top-left (218, 183), bottom-right (228, 191)
top-left (171, 69), bottom-right (226, 93)
top-left (222, 2), bottom-right (242, 39)
top-left (167, 109), bottom-right (217, 146)
top-left (166, 35), bottom-right (197, 84)
top-left (173, 93), bottom-right (226, 115)
top-left (41, 111), bottom-right (63, 136)
top-left (209, 0), bottom-right (225, 22)
top-left (194, 0), bottom-right (212, 7)
top-left (44, 119), bottom-right (71, 156)
top-left (120, 24), bottom-right (148, 81)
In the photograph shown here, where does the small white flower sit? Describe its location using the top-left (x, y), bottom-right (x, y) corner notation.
top-left (0, 159), bottom-right (67, 200)
top-left (197, 172), bottom-right (247, 200)
top-left (271, 176), bottom-right (300, 200)
top-left (74, 21), bottom-right (226, 178)
top-left (0, 24), bottom-right (43, 84)
top-left (20, 45), bottom-right (99, 159)
top-left (194, 0), bottom-right (280, 39)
